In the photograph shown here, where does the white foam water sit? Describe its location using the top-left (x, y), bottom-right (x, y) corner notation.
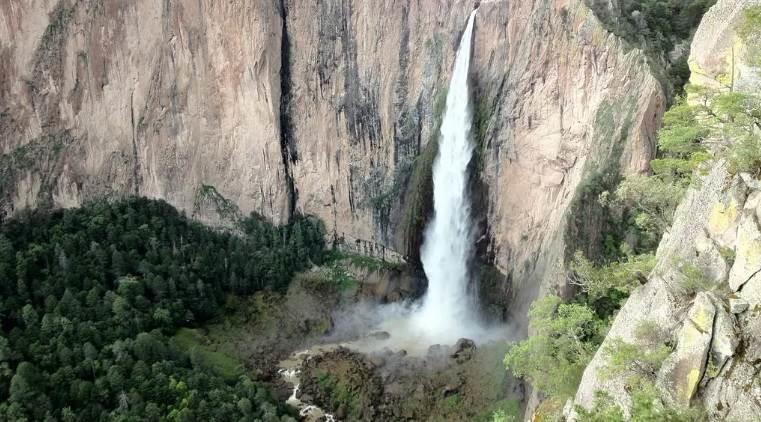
top-left (308, 8), bottom-right (495, 356)
top-left (411, 8), bottom-right (482, 345)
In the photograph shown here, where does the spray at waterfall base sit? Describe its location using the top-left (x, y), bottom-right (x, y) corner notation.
top-left (332, 8), bottom-right (509, 354)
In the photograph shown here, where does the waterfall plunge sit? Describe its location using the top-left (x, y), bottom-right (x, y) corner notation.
top-left (336, 10), bottom-right (494, 353)
top-left (413, 9), bottom-right (481, 343)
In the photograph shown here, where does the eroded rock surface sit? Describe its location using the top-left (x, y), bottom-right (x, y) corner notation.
top-left (1, 1), bottom-right (663, 322)
top-left (571, 1), bottom-right (761, 418)
top-left (656, 292), bottom-right (715, 408)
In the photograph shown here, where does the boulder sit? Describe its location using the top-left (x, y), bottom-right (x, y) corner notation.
top-left (657, 292), bottom-right (716, 408)
top-left (728, 297), bottom-right (749, 314)
top-left (428, 344), bottom-right (444, 353)
top-left (728, 215), bottom-right (761, 291)
top-left (740, 173), bottom-right (761, 191)
top-left (744, 190), bottom-right (761, 215)
top-left (449, 338), bottom-right (476, 360)
top-left (369, 331), bottom-right (391, 340)
top-left (739, 276), bottom-right (761, 364)
top-left (368, 354), bottom-right (387, 368)
top-left (709, 298), bottom-right (738, 370)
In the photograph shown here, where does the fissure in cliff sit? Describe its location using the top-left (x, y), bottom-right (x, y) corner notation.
top-left (278, 0), bottom-right (298, 220)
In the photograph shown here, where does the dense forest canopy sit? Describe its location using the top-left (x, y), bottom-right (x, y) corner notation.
top-left (0, 198), bottom-right (325, 421)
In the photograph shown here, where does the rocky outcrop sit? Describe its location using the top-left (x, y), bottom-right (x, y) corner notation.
top-left (570, 162), bottom-right (734, 416)
top-left (293, 341), bottom-right (521, 421)
top-left (656, 292), bottom-right (715, 408)
top-left (571, 2), bottom-right (761, 417)
top-left (570, 161), bottom-right (761, 419)
top-left (1, 0), bottom-right (662, 320)
top-left (690, 0), bottom-right (761, 91)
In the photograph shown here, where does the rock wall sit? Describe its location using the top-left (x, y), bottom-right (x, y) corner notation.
top-left (571, 164), bottom-right (761, 420)
top-left (471, 0), bottom-right (662, 321)
top-left (0, 0), bottom-right (663, 318)
top-left (571, 1), bottom-right (761, 418)
top-left (0, 0), bottom-right (290, 225)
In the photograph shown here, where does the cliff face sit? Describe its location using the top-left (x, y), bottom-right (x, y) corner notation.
top-left (470, 0), bottom-right (662, 318)
top-left (570, 163), bottom-right (761, 420)
top-left (0, 0), bottom-right (290, 225)
top-left (571, 1), bottom-right (761, 418)
top-left (0, 0), bottom-right (662, 314)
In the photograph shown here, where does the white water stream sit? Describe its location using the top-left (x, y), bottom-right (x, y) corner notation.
top-left (411, 8), bottom-right (481, 344)
top-left (278, 10), bottom-right (490, 418)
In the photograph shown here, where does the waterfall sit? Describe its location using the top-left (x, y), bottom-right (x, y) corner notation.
top-left (413, 9), bottom-right (480, 342)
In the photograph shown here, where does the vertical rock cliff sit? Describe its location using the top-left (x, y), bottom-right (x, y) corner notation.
top-left (571, 0), bottom-right (761, 419)
top-left (470, 0), bottom-right (662, 321)
top-left (0, 0), bottom-right (291, 225)
top-left (1, 0), bottom-right (664, 322)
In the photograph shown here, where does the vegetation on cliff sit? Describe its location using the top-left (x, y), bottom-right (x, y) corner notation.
top-left (504, 5), bottom-right (761, 420)
top-left (586, 0), bottom-right (716, 93)
top-left (0, 198), bottom-right (326, 420)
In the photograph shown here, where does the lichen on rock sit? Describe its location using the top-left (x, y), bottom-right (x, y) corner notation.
top-left (656, 292), bottom-right (716, 408)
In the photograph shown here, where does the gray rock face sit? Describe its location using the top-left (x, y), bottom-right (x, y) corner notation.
top-left (728, 297), bottom-right (749, 313)
top-left (571, 162), bottom-right (757, 419)
top-left (728, 215), bottom-right (761, 291)
top-left (703, 360), bottom-right (761, 421)
top-left (570, 2), bottom-right (761, 419)
top-left (0, 1), bottom-right (663, 326)
top-left (708, 299), bottom-right (738, 371)
top-left (656, 293), bottom-right (715, 408)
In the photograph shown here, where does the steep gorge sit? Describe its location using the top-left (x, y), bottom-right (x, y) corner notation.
top-left (570, 0), bottom-right (761, 419)
top-left (0, 0), bottom-right (665, 333)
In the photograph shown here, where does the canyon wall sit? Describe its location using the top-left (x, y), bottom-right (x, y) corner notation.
top-left (470, 0), bottom-right (662, 319)
top-left (0, 0), bottom-right (291, 225)
top-left (0, 0), bottom-right (663, 317)
top-left (571, 0), bottom-right (761, 419)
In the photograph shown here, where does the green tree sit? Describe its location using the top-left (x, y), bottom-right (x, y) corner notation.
top-left (570, 251), bottom-right (655, 306)
top-left (9, 362), bottom-right (41, 403)
top-left (504, 296), bottom-right (605, 401)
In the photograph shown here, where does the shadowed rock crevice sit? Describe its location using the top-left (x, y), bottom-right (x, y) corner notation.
top-left (279, 0), bottom-right (297, 221)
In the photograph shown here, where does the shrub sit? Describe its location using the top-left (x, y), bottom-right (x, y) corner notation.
top-left (677, 261), bottom-right (717, 296)
top-left (569, 251), bottom-right (655, 316)
top-left (576, 382), bottom-right (707, 421)
top-left (601, 337), bottom-right (672, 380)
top-left (503, 296), bottom-right (606, 401)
